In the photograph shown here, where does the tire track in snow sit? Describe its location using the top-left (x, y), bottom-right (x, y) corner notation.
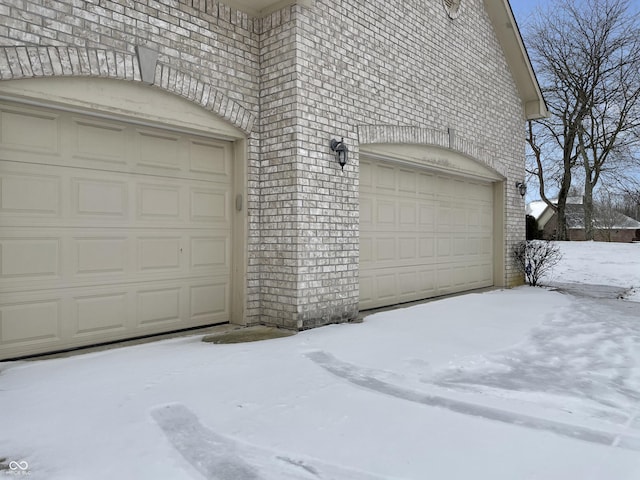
top-left (306, 351), bottom-right (640, 451)
top-left (152, 403), bottom-right (399, 480)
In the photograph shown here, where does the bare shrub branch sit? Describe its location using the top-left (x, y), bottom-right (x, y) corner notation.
top-left (513, 241), bottom-right (563, 286)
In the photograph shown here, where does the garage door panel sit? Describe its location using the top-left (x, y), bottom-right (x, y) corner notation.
top-left (398, 169), bottom-right (417, 193)
top-left (398, 271), bottom-right (418, 296)
top-left (1, 274), bottom-right (230, 355)
top-left (137, 184), bottom-right (181, 220)
top-left (138, 237), bottom-right (182, 271)
top-left (190, 283), bottom-right (228, 321)
top-left (437, 237), bottom-right (451, 256)
top-left (360, 159), bottom-right (494, 310)
top-left (399, 238), bottom-right (416, 259)
top-left (376, 274), bottom-right (397, 301)
top-left (437, 176), bottom-right (453, 195)
top-left (376, 165), bottom-right (396, 190)
top-left (1, 237), bottom-right (61, 278)
top-left (453, 207), bottom-right (467, 228)
top-left (360, 238), bottom-right (373, 263)
top-left (399, 203), bottom-right (416, 225)
top-left (74, 292), bottom-right (128, 336)
top-left (359, 277), bottom-right (373, 305)
top-left (1, 170), bottom-right (61, 215)
top-left (419, 237), bottom-right (435, 258)
top-left (360, 198), bottom-right (373, 226)
top-left (75, 237), bottom-right (127, 274)
top-left (137, 129), bottom-right (182, 171)
top-left (73, 177), bottom-right (128, 218)
top-left (191, 188), bottom-right (229, 223)
top-left (0, 300), bottom-right (61, 346)
top-left (189, 140), bottom-right (231, 179)
top-left (418, 173), bottom-right (435, 196)
top-left (376, 201), bottom-right (395, 225)
top-left (190, 236), bottom-right (229, 269)
top-left (376, 238), bottom-right (396, 261)
top-left (437, 207), bottom-right (452, 227)
top-left (138, 287), bottom-right (181, 326)
top-left (0, 105), bottom-right (60, 154)
top-left (1, 232), bottom-right (229, 293)
top-left (0, 100), bottom-right (234, 359)
top-left (419, 204), bottom-right (435, 227)
top-left (72, 117), bottom-right (128, 165)
top-left (419, 270), bottom-right (436, 292)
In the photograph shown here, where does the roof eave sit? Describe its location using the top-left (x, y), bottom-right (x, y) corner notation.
top-left (484, 0), bottom-right (549, 120)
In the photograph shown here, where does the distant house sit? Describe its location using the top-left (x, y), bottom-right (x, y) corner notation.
top-left (528, 198), bottom-right (640, 242)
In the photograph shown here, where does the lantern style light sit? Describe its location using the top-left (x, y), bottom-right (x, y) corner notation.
top-left (516, 181), bottom-right (527, 198)
top-left (330, 138), bottom-right (348, 171)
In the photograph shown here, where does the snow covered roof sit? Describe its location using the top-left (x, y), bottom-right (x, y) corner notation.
top-left (527, 196), bottom-right (640, 230)
top-left (565, 204), bottom-right (640, 230)
top-left (527, 198), bottom-right (640, 230)
top-left (526, 200), bottom-right (549, 220)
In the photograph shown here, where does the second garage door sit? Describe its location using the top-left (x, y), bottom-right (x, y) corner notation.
top-left (360, 156), bottom-right (495, 310)
top-left (0, 100), bottom-right (235, 359)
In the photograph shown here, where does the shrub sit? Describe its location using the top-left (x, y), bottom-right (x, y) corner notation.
top-left (513, 240), bottom-right (562, 286)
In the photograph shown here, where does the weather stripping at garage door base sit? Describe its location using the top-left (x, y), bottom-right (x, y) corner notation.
top-left (357, 286), bottom-right (499, 322)
top-left (2, 323), bottom-right (229, 362)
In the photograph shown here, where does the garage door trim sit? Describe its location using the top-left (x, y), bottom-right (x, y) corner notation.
top-left (360, 144), bottom-right (504, 182)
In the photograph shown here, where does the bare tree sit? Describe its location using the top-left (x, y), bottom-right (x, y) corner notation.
top-left (618, 190), bottom-right (640, 220)
top-left (594, 191), bottom-right (619, 241)
top-left (599, 188), bottom-right (640, 220)
top-left (525, 0), bottom-right (640, 240)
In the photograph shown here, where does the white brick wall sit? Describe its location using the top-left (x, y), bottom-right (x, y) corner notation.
top-left (0, 0), bottom-right (527, 331)
top-left (263, 0), bottom-right (526, 328)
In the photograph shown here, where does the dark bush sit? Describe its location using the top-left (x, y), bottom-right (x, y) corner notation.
top-left (513, 240), bottom-right (562, 286)
top-left (526, 214), bottom-right (541, 240)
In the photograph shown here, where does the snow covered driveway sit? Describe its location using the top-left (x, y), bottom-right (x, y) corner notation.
top-left (1, 242), bottom-right (639, 479)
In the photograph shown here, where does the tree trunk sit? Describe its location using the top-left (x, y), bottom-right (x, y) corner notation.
top-left (555, 147), bottom-right (573, 241)
top-left (583, 181), bottom-right (594, 240)
top-left (556, 186), bottom-right (570, 240)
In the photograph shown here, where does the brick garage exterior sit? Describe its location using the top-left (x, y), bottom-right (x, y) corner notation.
top-left (0, 0), bottom-right (530, 330)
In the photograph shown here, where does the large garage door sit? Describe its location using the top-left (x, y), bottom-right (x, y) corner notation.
top-left (0, 101), bottom-right (233, 359)
top-left (360, 157), bottom-right (494, 310)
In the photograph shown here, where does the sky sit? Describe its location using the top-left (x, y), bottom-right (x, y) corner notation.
top-left (510, 0), bottom-right (640, 28)
top-left (509, 0), bottom-right (542, 25)
top-left (508, 0), bottom-right (640, 203)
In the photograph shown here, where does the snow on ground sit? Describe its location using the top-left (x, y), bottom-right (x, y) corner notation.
top-left (1, 242), bottom-right (640, 480)
top-left (545, 241), bottom-right (640, 288)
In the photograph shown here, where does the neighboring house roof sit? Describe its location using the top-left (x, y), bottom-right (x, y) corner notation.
top-left (223, 0), bottom-right (549, 120)
top-left (527, 196), bottom-right (583, 220)
top-left (527, 199), bottom-right (640, 230)
top-left (526, 200), bottom-right (549, 220)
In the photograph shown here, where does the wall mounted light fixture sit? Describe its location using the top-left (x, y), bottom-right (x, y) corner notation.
top-left (330, 137), bottom-right (348, 171)
top-left (515, 182), bottom-right (527, 198)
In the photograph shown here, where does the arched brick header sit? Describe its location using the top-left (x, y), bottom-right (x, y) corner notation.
top-left (357, 124), bottom-right (506, 178)
top-left (0, 46), bottom-right (255, 135)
